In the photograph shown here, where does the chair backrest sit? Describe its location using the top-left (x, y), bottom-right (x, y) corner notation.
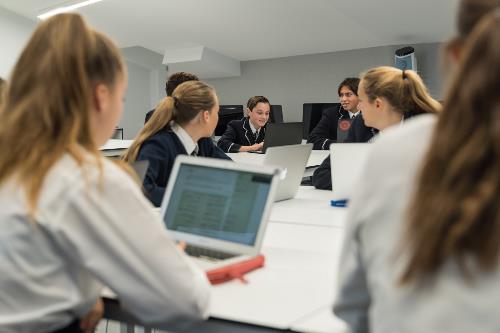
top-left (214, 105), bottom-right (244, 136)
top-left (302, 103), bottom-right (339, 139)
top-left (269, 105), bottom-right (284, 123)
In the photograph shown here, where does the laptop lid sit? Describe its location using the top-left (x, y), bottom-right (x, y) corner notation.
top-left (264, 144), bottom-right (313, 201)
top-left (160, 155), bottom-right (280, 256)
top-left (330, 143), bottom-right (371, 200)
top-left (262, 122), bottom-right (303, 153)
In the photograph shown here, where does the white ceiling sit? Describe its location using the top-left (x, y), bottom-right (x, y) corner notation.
top-left (0, 0), bottom-right (458, 61)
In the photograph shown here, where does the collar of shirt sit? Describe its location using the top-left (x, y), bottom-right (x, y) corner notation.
top-left (348, 111), bottom-right (360, 119)
top-left (170, 121), bottom-right (199, 155)
top-left (248, 119), bottom-right (259, 136)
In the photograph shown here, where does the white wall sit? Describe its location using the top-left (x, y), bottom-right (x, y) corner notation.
top-left (206, 43), bottom-right (444, 122)
top-left (0, 7), bottom-right (36, 78)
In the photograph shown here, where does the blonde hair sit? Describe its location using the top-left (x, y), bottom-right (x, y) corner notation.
top-left (124, 81), bottom-right (216, 162)
top-left (0, 13), bottom-right (124, 215)
top-left (361, 66), bottom-right (441, 116)
top-left (401, 11), bottom-right (500, 284)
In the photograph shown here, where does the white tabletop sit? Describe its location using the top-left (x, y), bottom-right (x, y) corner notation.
top-left (208, 186), bottom-right (348, 331)
top-left (228, 150), bottom-right (329, 168)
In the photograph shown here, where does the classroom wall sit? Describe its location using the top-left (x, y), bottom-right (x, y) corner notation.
top-left (118, 61), bottom-right (151, 139)
top-left (0, 7), bottom-right (36, 78)
top-left (206, 42), bottom-right (444, 122)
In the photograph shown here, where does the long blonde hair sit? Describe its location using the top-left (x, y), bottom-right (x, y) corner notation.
top-left (124, 80), bottom-right (216, 162)
top-left (401, 11), bottom-right (500, 284)
top-left (361, 66), bottom-right (441, 116)
top-left (0, 13), bottom-right (124, 215)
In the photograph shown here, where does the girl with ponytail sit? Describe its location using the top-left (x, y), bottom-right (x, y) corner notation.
top-left (124, 80), bottom-right (230, 207)
top-left (0, 14), bottom-right (209, 332)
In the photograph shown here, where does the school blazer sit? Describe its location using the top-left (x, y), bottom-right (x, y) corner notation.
top-left (137, 129), bottom-right (231, 206)
top-left (312, 114), bottom-right (377, 190)
top-left (306, 106), bottom-right (351, 150)
top-left (217, 117), bottom-right (266, 153)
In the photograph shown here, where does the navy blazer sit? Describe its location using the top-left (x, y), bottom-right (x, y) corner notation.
top-left (306, 106), bottom-right (351, 150)
top-left (312, 114), bottom-right (377, 190)
top-left (137, 129), bottom-right (231, 207)
top-left (217, 117), bottom-right (266, 153)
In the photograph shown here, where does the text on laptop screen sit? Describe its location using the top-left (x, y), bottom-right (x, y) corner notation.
top-left (164, 164), bottom-right (272, 245)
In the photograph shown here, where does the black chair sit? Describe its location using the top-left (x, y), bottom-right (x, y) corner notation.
top-left (269, 105), bottom-right (284, 123)
top-left (215, 105), bottom-right (244, 136)
top-left (302, 103), bottom-right (339, 139)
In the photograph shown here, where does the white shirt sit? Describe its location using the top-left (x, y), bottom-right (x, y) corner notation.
top-left (171, 121), bottom-right (198, 155)
top-left (348, 111), bottom-right (360, 119)
top-left (248, 120), bottom-right (260, 136)
top-left (0, 153), bottom-right (210, 332)
top-left (334, 114), bottom-right (500, 333)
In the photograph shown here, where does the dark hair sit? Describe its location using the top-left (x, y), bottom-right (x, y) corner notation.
top-left (401, 11), bottom-right (500, 284)
top-left (246, 96), bottom-right (270, 110)
top-left (125, 81), bottom-right (216, 162)
top-left (165, 72), bottom-right (199, 96)
top-left (337, 77), bottom-right (360, 96)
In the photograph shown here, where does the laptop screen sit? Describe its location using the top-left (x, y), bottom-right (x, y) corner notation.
top-left (163, 163), bottom-right (273, 245)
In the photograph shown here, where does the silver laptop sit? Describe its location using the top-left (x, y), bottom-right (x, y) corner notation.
top-left (330, 143), bottom-right (371, 200)
top-left (264, 144), bottom-right (313, 201)
top-left (159, 155), bottom-right (280, 268)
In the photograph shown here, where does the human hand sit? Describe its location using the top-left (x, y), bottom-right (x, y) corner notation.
top-left (79, 298), bottom-right (104, 333)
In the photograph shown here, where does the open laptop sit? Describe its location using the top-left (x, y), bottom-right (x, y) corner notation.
top-left (253, 122), bottom-right (303, 153)
top-left (330, 143), bottom-right (371, 201)
top-left (264, 144), bottom-right (313, 201)
top-left (159, 155), bottom-right (280, 269)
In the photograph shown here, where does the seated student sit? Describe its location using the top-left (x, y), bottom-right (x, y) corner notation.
top-left (217, 96), bottom-right (271, 153)
top-left (334, 5), bottom-right (500, 333)
top-left (0, 14), bottom-right (209, 333)
top-left (124, 81), bottom-right (231, 207)
top-left (144, 71), bottom-right (199, 124)
top-left (312, 66), bottom-right (440, 190)
top-left (307, 78), bottom-right (372, 149)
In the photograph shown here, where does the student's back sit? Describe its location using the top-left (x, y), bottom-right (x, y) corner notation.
top-left (0, 14), bottom-right (209, 332)
top-left (334, 4), bottom-right (500, 332)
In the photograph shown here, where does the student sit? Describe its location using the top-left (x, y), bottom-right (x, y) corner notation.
top-left (307, 78), bottom-right (374, 150)
top-left (312, 66), bottom-right (440, 190)
top-left (124, 81), bottom-right (231, 207)
top-left (144, 71), bottom-right (199, 124)
top-left (217, 96), bottom-right (271, 153)
top-left (0, 14), bottom-right (210, 333)
top-left (334, 3), bottom-right (500, 333)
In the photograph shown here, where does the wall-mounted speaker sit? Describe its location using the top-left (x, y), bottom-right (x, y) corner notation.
top-left (395, 46), bottom-right (417, 71)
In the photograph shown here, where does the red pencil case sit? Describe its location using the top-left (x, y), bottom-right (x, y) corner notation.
top-left (206, 254), bottom-right (265, 285)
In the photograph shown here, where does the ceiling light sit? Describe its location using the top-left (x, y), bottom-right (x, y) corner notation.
top-left (37, 0), bottom-right (104, 20)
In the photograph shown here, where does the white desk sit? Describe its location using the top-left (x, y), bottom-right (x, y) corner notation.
top-left (207, 186), bottom-right (348, 331)
top-left (100, 139), bottom-right (133, 157)
top-left (227, 150), bottom-right (329, 168)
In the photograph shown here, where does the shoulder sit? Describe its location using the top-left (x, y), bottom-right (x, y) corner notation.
top-left (139, 130), bottom-right (179, 155)
top-left (227, 118), bottom-right (246, 128)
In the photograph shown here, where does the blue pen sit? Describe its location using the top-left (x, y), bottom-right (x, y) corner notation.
top-left (330, 199), bottom-right (349, 207)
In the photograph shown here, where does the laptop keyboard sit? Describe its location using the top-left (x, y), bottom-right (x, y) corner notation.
top-left (185, 245), bottom-right (237, 261)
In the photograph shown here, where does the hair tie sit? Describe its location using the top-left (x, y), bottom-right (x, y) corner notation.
top-left (402, 69), bottom-right (407, 80)
top-left (173, 96), bottom-right (180, 108)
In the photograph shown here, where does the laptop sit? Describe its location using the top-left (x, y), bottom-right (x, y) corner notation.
top-left (253, 122), bottom-right (303, 153)
top-left (264, 144), bottom-right (313, 201)
top-left (159, 155), bottom-right (280, 269)
top-left (330, 143), bottom-right (371, 201)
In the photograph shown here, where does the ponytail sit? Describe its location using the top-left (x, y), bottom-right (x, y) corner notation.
top-left (123, 96), bottom-right (175, 162)
top-left (361, 66), bottom-right (440, 117)
top-left (123, 80), bottom-right (216, 162)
